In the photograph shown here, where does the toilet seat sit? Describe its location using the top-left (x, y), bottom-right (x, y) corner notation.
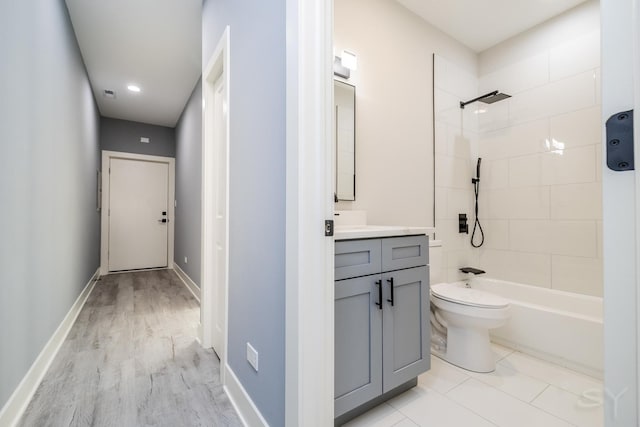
top-left (431, 283), bottom-right (509, 309)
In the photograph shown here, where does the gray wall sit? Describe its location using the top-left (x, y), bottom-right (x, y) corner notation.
top-left (203, 1), bottom-right (286, 425)
top-left (101, 117), bottom-right (176, 157)
top-left (174, 79), bottom-right (202, 284)
top-left (0, 0), bottom-right (101, 408)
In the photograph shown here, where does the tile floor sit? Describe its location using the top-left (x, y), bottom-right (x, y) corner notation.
top-left (345, 344), bottom-right (603, 427)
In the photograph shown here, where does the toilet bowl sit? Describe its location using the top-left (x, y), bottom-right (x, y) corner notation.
top-left (430, 282), bottom-right (510, 373)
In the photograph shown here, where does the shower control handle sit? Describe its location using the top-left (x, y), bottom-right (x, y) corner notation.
top-left (375, 280), bottom-right (383, 310)
top-left (387, 277), bottom-right (394, 306)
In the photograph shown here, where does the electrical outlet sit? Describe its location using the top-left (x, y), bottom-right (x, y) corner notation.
top-left (246, 342), bottom-right (259, 372)
top-left (184, 256), bottom-right (188, 264)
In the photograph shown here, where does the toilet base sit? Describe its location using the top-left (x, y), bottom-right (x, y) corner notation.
top-left (435, 325), bottom-right (496, 373)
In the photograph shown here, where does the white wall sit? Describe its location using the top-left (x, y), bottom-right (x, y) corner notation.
top-left (334, 0), bottom-right (476, 227)
top-left (474, 0), bottom-right (602, 296)
top-left (0, 0), bottom-right (101, 409)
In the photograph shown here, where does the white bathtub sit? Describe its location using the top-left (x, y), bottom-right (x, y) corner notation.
top-left (463, 277), bottom-right (603, 379)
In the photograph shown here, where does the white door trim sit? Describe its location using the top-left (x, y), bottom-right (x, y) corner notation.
top-left (100, 150), bottom-right (175, 276)
top-left (285, 0), bottom-right (334, 425)
top-left (201, 26), bottom-right (231, 385)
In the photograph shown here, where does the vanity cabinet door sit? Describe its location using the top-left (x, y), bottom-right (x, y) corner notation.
top-left (382, 266), bottom-right (431, 393)
top-left (334, 275), bottom-right (383, 417)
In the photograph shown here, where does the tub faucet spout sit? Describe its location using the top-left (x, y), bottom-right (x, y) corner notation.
top-left (460, 267), bottom-right (485, 275)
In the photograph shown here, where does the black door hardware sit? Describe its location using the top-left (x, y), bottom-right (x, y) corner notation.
top-left (387, 277), bottom-right (394, 306)
top-left (606, 110), bottom-right (634, 171)
top-left (375, 279), bottom-right (383, 310)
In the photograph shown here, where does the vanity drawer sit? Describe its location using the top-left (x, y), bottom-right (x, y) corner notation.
top-left (335, 239), bottom-right (382, 280)
top-left (381, 235), bottom-right (428, 272)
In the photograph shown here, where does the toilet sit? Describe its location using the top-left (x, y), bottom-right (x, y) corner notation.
top-left (430, 282), bottom-right (510, 373)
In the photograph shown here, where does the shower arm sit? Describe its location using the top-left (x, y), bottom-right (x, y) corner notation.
top-left (460, 90), bottom-right (498, 109)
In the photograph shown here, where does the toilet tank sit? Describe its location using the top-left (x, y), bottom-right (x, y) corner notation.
top-left (429, 240), bottom-right (444, 285)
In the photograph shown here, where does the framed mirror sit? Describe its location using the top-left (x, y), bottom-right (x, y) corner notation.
top-left (334, 80), bottom-right (356, 201)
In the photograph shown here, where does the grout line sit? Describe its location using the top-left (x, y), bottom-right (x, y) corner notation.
top-left (529, 383), bottom-right (551, 403)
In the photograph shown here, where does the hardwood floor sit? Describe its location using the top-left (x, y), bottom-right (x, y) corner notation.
top-left (19, 270), bottom-right (242, 427)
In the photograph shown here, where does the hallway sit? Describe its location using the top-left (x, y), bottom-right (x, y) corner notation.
top-left (18, 270), bottom-right (241, 427)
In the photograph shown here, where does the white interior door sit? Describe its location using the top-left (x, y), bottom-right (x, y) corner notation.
top-left (108, 158), bottom-right (169, 271)
top-left (212, 74), bottom-right (227, 358)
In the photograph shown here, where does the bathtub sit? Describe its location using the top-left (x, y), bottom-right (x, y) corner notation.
top-left (462, 277), bottom-right (603, 379)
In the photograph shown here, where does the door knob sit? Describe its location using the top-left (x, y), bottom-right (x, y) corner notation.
top-left (158, 218), bottom-right (168, 223)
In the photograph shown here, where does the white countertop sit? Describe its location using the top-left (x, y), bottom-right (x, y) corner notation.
top-left (334, 225), bottom-right (435, 240)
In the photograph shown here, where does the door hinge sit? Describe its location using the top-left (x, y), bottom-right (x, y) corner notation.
top-left (325, 219), bottom-right (334, 237)
top-left (606, 109), bottom-right (634, 171)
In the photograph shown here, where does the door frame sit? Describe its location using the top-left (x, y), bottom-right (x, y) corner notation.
top-left (100, 150), bottom-right (175, 275)
top-left (201, 26), bottom-right (231, 383)
top-left (602, 0), bottom-right (639, 424)
top-left (285, 0), bottom-right (335, 425)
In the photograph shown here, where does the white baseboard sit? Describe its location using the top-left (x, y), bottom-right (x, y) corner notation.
top-left (224, 364), bottom-right (269, 427)
top-left (0, 268), bottom-right (100, 427)
top-left (173, 263), bottom-right (200, 302)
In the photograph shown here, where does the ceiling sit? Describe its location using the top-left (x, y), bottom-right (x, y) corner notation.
top-left (65, 0), bottom-right (201, 127)
top-left (395, 0), bottom-right (590, 52)
top-left (64, 0), bottom-right (589, 127)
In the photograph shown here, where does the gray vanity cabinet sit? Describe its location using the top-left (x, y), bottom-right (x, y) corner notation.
top-left (334, 235), bottom-right (430, 419)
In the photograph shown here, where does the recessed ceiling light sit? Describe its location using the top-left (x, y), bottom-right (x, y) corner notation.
top-left (127, 85), bottom-right (141, 93)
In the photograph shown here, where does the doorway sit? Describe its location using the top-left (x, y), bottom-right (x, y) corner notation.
top-left (100, 151), bottom-right (176, 275)
top-left (201, 27), bottom-right (230, 371)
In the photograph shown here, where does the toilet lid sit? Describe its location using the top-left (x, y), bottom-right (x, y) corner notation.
top-left (431, 283), bottom-right (509, 308)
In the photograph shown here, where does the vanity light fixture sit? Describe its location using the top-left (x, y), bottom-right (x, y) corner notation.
top-left (334, 49), bottom-right (358, 79)
top-left (127, 84), bottom-right (141, 93)
top-left (341, 50), bottom-right (357, 71)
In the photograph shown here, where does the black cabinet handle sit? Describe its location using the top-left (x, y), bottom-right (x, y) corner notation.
top-left (387, 277), bottom-right (394, 306)
top-left (375, 280), bottom-right (383, 310)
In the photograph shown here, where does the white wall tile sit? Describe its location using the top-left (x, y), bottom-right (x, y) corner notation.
top-left (550, 183), bottom-right (602, 220)
top-left (446, 248), bottom-right (474, 269)
top-left (507, 187), bottom-right (550, 220)
top-left (550, 106), bottom-right (601, 149)
top-left (552, 255), bottom-right (603, 296)
top-left (477, 100), bottom-right (510, 132)
top-left (509, 154), bottom-right (542, 188)
top-left (482, 219), bottom-right (509, 250)
top-left (549, 31), bottom-right (600, 82)
top-left (436, 155), bottom-right (472, 189)
top-left (509, 220), bottom-right (550, 253)
top-left (507, 119), bottom-right (550, 158)
top-left (509, 71), bottom-right (596, 125)
top-left (449, 129), bottom-right (472, 159)
top-left (437, 219), bottom-right (471, 251)
top-left (484, 158), bottom-right (509, 190)
top-left (479, 52), bottom-right (549, 95)
top-left (435, 55), bottom-right (478, 100)
top-left (541, 146), bottom-right (597, 185)
top-left (484, 189), bottom-right (511, 219)
top-left (446, 188), bottom-right (473, 218)
top-left (549, 221), bottom-right (598, 257)
top-left (478, 249), bottom-right (551, 288)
